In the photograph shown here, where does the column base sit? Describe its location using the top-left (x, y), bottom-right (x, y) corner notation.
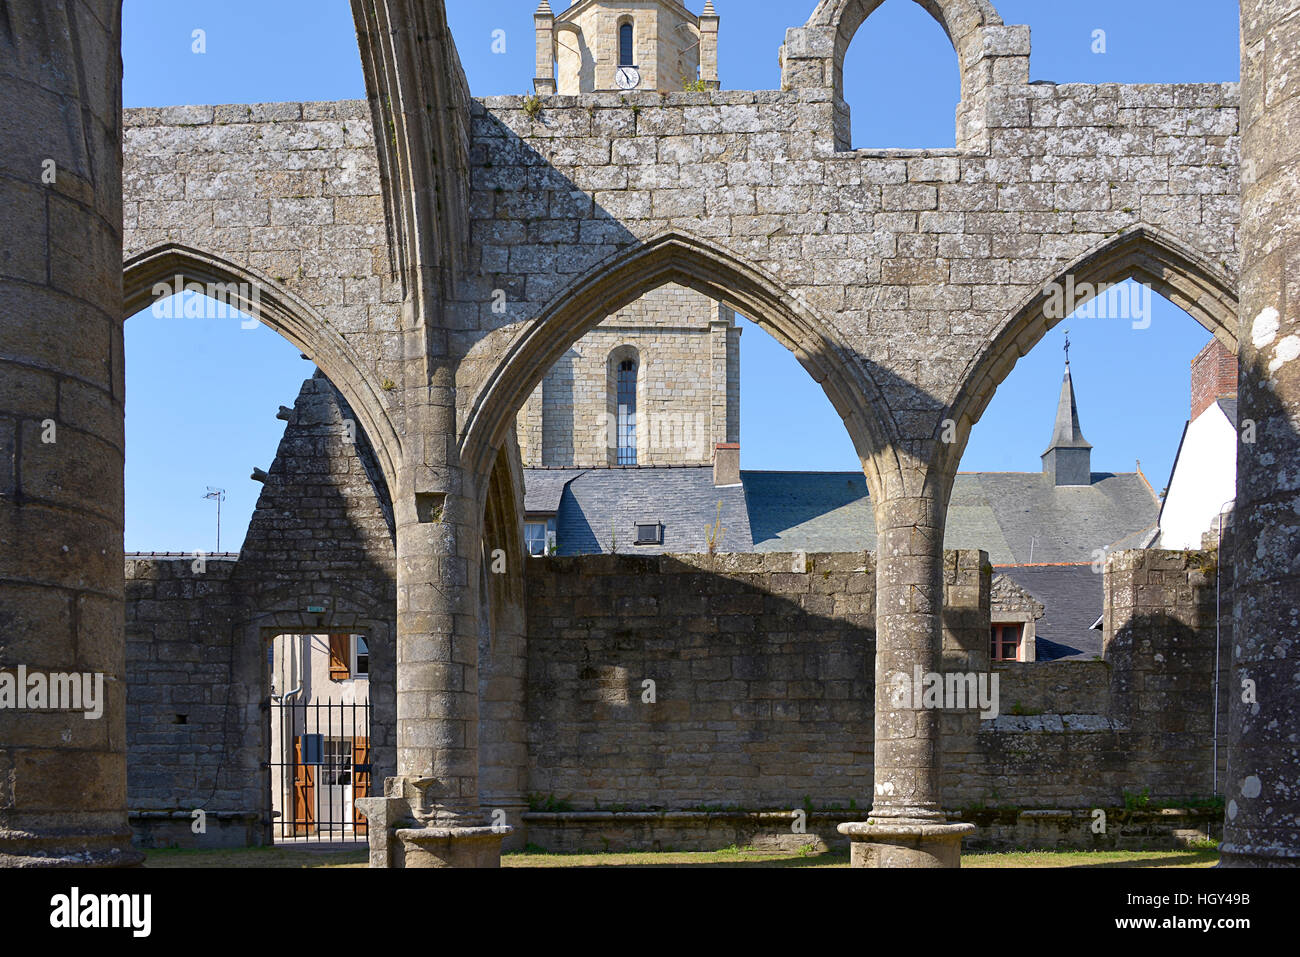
top-left (355, 796), bottom-right (511, 869)
top-left (393, 825), bottom-right (510, 868)
top-left (837, 821), bottom-right (976, 868)
top-left (0, 826), bottom-right (145, 868)
top-left (1218, 842), bottom-right (1300, 868)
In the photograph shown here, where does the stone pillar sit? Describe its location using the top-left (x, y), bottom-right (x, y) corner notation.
top-left (839, 493), bottom-right (974, 866)
top-left (534, 1), bottom-right (556, 96)
top-left (0, 0), bottom-right (140, 867)
top-left (1222, 0), bottom-right (1300, 868)
top-left (369, 371), bottom-right (508, 866)
top-left (699, 1), bottom-right (720, 90)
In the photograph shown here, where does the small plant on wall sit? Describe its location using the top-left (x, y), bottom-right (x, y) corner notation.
top-left (705, 501), bottom-right (724, 556)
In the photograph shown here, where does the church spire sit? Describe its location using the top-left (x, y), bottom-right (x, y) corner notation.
top-left (1042, 336), bottom-right (1093, 486)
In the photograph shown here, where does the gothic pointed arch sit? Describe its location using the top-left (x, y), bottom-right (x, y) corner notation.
top-left (458, 231), bottom-right (902, 502)
top-left (123, 242), bottom-right (403, 493)
top-left (937, 225), bottom-right (1239, 478)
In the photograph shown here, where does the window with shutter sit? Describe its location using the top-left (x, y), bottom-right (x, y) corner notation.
top-left (328, 634), bottom-right (350, 680)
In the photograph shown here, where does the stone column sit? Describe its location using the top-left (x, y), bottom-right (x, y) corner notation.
top-left (1222, 0), bottom-right (1300, 868)
top-left (0, 0), bottom-right (140, 867)
top-left (359, 354), bottom-right (507, 867)
top-left (839, 491), bottom-right (974, 866)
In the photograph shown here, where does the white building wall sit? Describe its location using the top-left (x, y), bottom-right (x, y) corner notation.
top-left (1157, 405), bottom-right (1238, 549)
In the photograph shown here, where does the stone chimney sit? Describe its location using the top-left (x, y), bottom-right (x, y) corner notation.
top-left (534, 1), bottom-right (556, 95)
top-left (1190, 338), bottom-right (1238, 420)
top-left (713, 442), bottom-right (740, 486)
top-left (699, 1), bottom-right (720, 90)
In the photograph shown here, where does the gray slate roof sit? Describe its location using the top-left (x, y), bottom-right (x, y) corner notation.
top-left (997, 564), bottom-right (1106, 661)
top-left (526, 466), bottom-right (753, 556)
top-left (742, 470), bottom-right (1160, 565)
top-left (524, 469), bottom-right (587, 514)
top-left (1217, 397), bottom-right (1238, 425)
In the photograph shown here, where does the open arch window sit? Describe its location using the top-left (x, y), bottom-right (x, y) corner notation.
top-left (619, 22), bottom-right (635, 67)
top-left (617, 358), bottom-right (638, 465)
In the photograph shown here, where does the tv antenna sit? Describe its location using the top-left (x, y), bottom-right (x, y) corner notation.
top-left (203, 487), bottom-right (227, 552)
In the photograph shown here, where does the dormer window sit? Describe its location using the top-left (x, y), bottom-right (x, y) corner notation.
top-left (619, 22), bottom-right (635, 67)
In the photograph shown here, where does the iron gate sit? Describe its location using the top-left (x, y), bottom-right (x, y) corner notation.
top-left (269, 698), bottom-right (372, 844)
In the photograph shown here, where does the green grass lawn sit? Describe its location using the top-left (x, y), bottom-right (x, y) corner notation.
top-left (142, 844), bottom-right (1219, 869)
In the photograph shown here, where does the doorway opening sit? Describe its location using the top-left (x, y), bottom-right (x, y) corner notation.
top-left (267, 632), bottom-right (372, 844)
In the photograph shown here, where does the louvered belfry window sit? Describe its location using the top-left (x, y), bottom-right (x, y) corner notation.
top-left (617, 359), bottom-right (637, 465)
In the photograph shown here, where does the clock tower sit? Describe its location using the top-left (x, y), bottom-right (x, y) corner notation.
top-left (535, 0), bottom-right (720, 95)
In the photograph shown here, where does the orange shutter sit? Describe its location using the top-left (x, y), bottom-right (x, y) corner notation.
top-left (328, 634), bottom-right (350, 680)
top-left (352, 737), bottom-right (371, 834)
top-left (293, 736), bottom-right (316, 836)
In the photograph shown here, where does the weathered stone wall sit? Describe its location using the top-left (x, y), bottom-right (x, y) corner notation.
top-left (941, 548), bottom-right (1231, 816)
top-left (522, 548), bottom-right (1228, 830)
top-left (524, 551), bottom-right (879, 809)
top-left (1103, 548), bottom-right (1232, 800)
top-left (124, 556), bottom-right (252, 823)
top-left (458, 79), bottom-right (1240, 471)
top-left (516, 283), bottom-right (738, 467)
top-left (124, 374), bottom-right (398, 846)
top-left (121, 73), bottom-right (1241, 493)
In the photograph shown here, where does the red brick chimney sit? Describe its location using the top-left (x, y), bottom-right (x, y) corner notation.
top-left (1190, 339), bottom-right (1238, 420)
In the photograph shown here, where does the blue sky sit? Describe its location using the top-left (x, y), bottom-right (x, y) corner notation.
top-left (121, 0), bottom-right (1241, 552)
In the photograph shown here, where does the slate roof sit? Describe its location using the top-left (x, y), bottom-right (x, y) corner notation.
top-left (525, 466), bottom-right (753, 556)
top-left (741, 470), bottom-right (1160, 565)
top-left (1217, 397), bottom-right (1238, 425)
top-left (996, 564), bottom-right (1106, 661)
top-left (523, 469), bottom-right (587, 514)
top-left (741, 470), bottom-right (874, 554)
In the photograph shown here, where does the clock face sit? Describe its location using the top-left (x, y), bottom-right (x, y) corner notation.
top-left (615, 66), bottom-right (641, 90)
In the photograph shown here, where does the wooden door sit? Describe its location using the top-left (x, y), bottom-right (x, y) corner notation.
top-left (352, 737), bottom-right (370, 834)
top-left (293, 736), bottom-right (316, 836)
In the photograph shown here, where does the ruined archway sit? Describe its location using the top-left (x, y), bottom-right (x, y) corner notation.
top-left (458, 232), bottom-right (903, 503)
top-left (938, 225), bottom-right (1239, 480)
top-left (791, 0), bottom-right (1003, 98)
top-left (123, 242), bottom-right (402, 493)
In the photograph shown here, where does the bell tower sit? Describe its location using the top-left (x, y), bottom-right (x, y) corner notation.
top-left (535, 0), bottom-right (720, 96)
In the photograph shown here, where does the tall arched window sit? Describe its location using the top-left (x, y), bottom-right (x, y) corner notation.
top-left (619, 23), bottom-right (635, 67)
top-left (617, 358), bottom-right (638, 465)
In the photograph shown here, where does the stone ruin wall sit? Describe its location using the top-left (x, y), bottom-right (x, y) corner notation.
top-left (124, 374), bottom-right (398, 847)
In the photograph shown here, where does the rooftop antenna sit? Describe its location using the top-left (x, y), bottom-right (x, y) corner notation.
top-left (203, 487), bottom-right (226, 552)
